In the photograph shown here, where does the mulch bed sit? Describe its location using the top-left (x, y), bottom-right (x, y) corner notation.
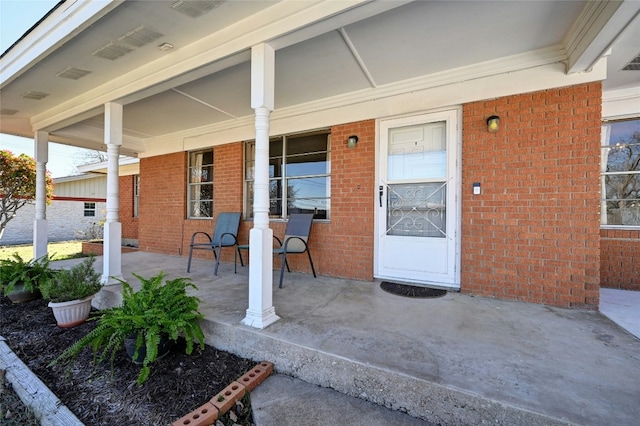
top-left (0, 296), bottom-right (256, 425)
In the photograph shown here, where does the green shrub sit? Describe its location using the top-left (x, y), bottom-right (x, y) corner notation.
top-left (40, 256), bottom-right (102, 303)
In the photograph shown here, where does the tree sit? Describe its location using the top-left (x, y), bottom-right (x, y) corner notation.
top-left (0, 150), bottom-right (54, 240)
top-left (74, 149), bottom-right (108, 166)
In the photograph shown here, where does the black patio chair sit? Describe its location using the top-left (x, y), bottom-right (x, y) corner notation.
top-left (274, 213), bottom-right (317, 288)
top-left (187, 212), bottom-right (244, 275)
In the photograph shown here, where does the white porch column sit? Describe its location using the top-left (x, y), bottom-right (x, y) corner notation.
top-left (101, 102), bottom-right (123, 284)
top-left (242, 43), bottom-right (280, 329)
top-left (33, 131), bottom-right (49, 260)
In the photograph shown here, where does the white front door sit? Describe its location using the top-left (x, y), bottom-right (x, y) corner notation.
top-left (375, 110), bottom-right (460, 288)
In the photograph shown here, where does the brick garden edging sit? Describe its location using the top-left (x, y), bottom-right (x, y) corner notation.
top-left (0, 337), bottom-right (84, 426)
top-left (172, 361), bottom-right (274, 426)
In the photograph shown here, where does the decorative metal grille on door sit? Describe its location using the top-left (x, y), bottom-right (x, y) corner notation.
top-left (386, 182), bottom-right (446, 238)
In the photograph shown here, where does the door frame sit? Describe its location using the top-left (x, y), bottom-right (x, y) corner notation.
top-left (374, 107), bottom-right (462, 288)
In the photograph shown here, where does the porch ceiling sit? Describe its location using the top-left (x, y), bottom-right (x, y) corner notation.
top-left (1, 0), bottom-right (639, 156)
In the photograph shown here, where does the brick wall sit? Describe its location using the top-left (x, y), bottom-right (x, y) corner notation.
top-left (235, 121), bottom-right (376, 280)
top-left (139, 152), bottom-right (187, 255)
top-left (600, 228), bottom-right (640, 291)
top-left (461, 82), bottom-right (602, 308)
top-left (119, 175), bottom-right (139, 241)
top-left (136, 85), bottom-right (610, 308)
top-left (311, 120), bottom-right (376, 280)
top-left (137, 124), bottom-right (376, 280)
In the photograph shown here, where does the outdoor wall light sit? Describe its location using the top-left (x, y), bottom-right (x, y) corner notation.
top-left (486, 115), bottom-right (500, 133)
top-left (347, 135), bottom-right (359, 148)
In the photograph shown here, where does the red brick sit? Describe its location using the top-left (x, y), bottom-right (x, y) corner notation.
top-left (237, 361), bottom-right (274, 391)
top-left (172, 402), bottom-right (218, 426)
top-left (211, 381), bottom-right (246, 414)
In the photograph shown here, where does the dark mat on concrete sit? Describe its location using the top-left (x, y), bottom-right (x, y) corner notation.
top-left (380, 282), bottom-right (447, 298)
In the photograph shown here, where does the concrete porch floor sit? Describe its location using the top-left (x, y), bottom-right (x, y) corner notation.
top-left (52, 252), bottom-right (640, 425)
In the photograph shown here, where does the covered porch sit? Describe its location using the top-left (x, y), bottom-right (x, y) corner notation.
top-left (52, 251), bottom-right (640, 425)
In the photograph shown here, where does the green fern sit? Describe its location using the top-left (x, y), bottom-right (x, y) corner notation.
top-left (0, 252), bottom-right (55, 295)
top-left (49, 271), bottom-right (205, 385)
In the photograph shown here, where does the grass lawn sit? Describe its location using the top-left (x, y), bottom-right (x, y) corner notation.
top-left (0, 240), bottom-right (85, 261)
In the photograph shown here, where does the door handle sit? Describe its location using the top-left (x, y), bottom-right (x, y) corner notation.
top-left (379, 185), bottom-right (383, 207)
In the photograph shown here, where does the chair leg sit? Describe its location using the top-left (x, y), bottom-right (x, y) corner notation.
top-left (278, 253), bottom-right (287, 288)
top-left (236, 247), bottom-right (244, 267)
top-left (307, 250), bottom-right (317, 278)
top-left (213, 246), bottom-right (221, 276)
top-left (187, 245), bottom-right (194, 273)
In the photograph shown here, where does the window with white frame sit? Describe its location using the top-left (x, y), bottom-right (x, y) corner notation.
top-left (601, 118), bottom-right (640, 227)
top-left (133, 174), bottom-right (140, 218)
top-left (84, 202), bottom-right (96, 217)
top-left (244, 131), bottom-right (330, 220)
top-left (188, 150), bottom-right (214, 218)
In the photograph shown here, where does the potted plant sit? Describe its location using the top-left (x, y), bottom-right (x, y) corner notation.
top-left (40, 256), bottom-right (102, 327)
top-left (0, 253), bottom-right (55, 303)
top-left (49, 271), bottom-right (205, 385)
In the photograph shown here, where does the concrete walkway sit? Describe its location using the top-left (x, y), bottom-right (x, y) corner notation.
top-left (50, 252), bottom-right (639, 426)
top-left (600, 288), bottom-right (640, 339)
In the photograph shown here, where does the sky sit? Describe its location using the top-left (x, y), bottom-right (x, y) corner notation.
top-left (0, 0), bottom-right (93, 178)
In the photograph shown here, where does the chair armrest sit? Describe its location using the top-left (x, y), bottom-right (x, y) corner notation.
top-left (219, 232), bottom-right (239, 247)
top-left (273, 235), bottom-right (283, 247)
top-left (190, 232), bottom-right (212, 245)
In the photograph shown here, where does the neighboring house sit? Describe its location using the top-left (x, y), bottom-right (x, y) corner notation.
top-left (1, 1), bottom-right (639, 326)
top-left (77, 158), bottom-right (140, 248)
top-left (0, 174), bottom-right (107, 245)
top-left (0, 166), bottom-right (140, 247)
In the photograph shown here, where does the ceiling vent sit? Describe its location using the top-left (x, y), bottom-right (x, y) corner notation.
top-left (118, 25), bottom-right (164, 48)
top-left (21, 91), bottom-right (49, 100)
top-left (92, 42), bottom-right (133, 60)
top-left (621, 52), bottom-right (640, 71)
top-left (1, 109), bottom-right (18, 115)
top-left (170, 0), bottom-right (224, 18)
top-left (56, 67), bottom-right (92, 80)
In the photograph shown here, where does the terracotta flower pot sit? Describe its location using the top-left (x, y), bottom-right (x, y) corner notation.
top-left (48, 295), bottom-right (95, 328)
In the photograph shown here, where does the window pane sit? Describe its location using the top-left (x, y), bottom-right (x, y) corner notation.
top-left (286, 134), bottom-right (328, 176)
top-left (286, 151), bottom-right (328, 176)
top-left (388, 122), bottom-right (446, 180)
top-left (190, 201), bottom-right (213, 218)
top-left (287, 198), bottom-right (328, 219)
top-left (269, 180), bottom-right (283, 217)
top-left (287, 134), bottom-right (327, 154)
top-left (244, 132), bottom-right (330, 220)
top-left (287, 177), bottom-right (329, 219)
top-left (245, 141), bottom-right (256, 181)
top-left (601, 118), bottom-right (640, 226)
top-left (288, 177), bottom-right (328, 199)
top-left (188, 149), bottom-right (214, 218)
top-left (269, 157), bottom-right (283, 178)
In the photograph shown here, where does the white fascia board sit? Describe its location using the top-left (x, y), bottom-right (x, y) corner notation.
top-left (565, 0), bottom-right (640, 74)
top-left (31, 0), bottom-right (371, 132)
top-left (0, 0), bottom-right (121, 88)
top-left (77, 157), bottom-right (139, 174)
top-left (145, 53), bottom-right (608, 157)
top-left (54, 174), bottom-right (106, 184)
top-left (603, 86), bottom-right (640, 119)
